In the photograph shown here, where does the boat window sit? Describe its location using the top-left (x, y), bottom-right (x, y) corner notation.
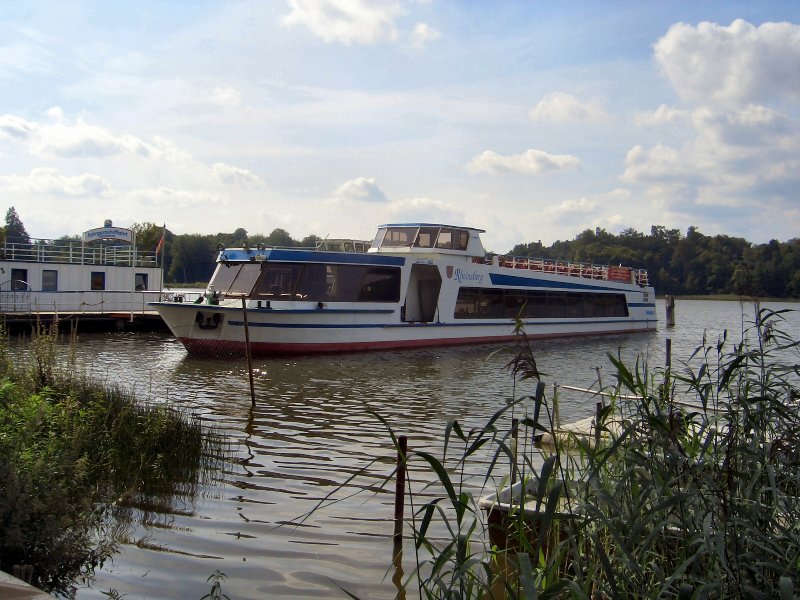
top-left (380, 227), bottom-right (417, 248)
top-left (253, 263), bottom-right (306, 298)
top-left (414, 227), bottom-right (439, 248)
top-left (454, 288), bottom-right (629, 319)
top-left (253, 262), bottom-right (400, 302)
top-left (135, 273), bottom-right (148, 291)
top-left (372, 228), bottom-right (387, 249)
top-left (227, 263), bottom-right (262, 296)
top-left (355, 267), bottom-right (400, 302)
top-left (42, 270), bottom-right (58, 292)
top-left (90, 271), bottom-right (105, 291)
top-left (208, 263), bottom-right (262, 296)
top-left (436, 228), bottom-right (469, 251)
top-left (10, 268), bottom-right (28, 291)
top-left (208, 263), bottom-right (241, 294)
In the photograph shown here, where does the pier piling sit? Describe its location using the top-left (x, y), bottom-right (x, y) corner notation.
top-left (240, 297), bottom-right (256, 407)
top-left (393, 435), bottom-right (408, 548)
top-left (666, 294), bottom-right (675, 327)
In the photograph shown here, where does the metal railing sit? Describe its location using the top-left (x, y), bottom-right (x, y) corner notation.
top-left (1, 239), bottom-right (158, 267)
top-left (0, 290), bottom-right (202, 314)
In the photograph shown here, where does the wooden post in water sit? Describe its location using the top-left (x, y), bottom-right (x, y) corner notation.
top-left (393, 435), bottom-right (408, 548)
top-left (552, 382), bottom-right (561, 429)
top-left (665, 294), bottom-right (675, 327)
top-left (665, 338), bottom-right (672, 373)
top-left (240, 297), bottom-right (256, 407)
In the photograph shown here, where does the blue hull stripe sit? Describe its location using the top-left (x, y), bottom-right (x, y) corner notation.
top-left (489, 273), bottom-right (640, 292)
top-left (228, 318), bottom-right (657, 329)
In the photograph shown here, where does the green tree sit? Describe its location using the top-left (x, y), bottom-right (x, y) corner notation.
top-left (264, 228), bottom-right (295, 247)
top-left (167, 234), bottom-right (217, 284)
top-left (300, 234), bottom-right (323, 248)
top-left (4, 207), bottom-right (31, 245)
top-left (132, 222), bottom-right (167, 254)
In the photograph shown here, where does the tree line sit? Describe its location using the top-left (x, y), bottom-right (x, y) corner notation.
top-left (510, 225), bottom-right (800, 298)
top-left (2, 207), bottom-right (798, 297)
top-left (136, 221), bottom-right (800, 298)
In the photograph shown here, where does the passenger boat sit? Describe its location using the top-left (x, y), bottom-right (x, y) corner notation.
top-left (0, 221), bottom-right (167, 322)
top-left (151, 223), bottom-right (657, 357)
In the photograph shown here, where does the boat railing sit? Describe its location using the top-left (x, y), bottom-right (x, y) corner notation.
top-left (1, 239), bottom-right (159, 267)
top-left (476, 254), bottom-right (650, 287)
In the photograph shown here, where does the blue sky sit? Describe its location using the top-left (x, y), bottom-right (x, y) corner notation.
top-left (1, 1), bottom-right (798, 252)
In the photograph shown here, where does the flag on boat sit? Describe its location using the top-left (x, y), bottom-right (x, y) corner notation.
top-left (155, 225), bottom-right (166, 255)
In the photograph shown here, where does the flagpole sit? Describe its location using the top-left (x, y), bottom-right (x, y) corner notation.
top-left (157, 224), bottom-right (166, 293)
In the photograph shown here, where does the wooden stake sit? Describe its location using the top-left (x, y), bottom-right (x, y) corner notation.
top-left (241, 297), bottom-right (256, 407)
top-left (393, 435), bottom-right (408, 547)
top-left (666, 294), bottom-right (675, 327)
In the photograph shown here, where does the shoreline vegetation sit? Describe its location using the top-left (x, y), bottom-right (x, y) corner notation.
top-left (309, 305), bottom-right (800, 598)
top-left (2, 304), bottom-right (799, 598)
top-left (0, 322), bottom-right (226, 595)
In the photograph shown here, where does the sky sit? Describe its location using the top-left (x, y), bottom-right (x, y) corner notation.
top-left (1, 1), bottom-right (799, 253)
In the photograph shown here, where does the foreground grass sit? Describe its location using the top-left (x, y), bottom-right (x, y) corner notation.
top-left (348, 306), bottom-right (800, 599)
top-left (0, 323), bottom-right (224, 594)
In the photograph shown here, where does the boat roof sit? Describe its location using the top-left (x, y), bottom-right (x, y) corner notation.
top-left (378, 223), bottom-right (486, 233)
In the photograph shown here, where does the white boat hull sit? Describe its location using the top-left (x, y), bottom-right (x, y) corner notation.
top-left (152, 223), bottom-right (658, 357)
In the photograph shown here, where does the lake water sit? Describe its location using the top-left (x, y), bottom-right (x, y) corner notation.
top-left (19, 299), bottom-right (799, 599)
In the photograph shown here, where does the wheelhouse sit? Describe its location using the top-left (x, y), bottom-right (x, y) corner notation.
top-left (205, 259), bottom-right (402, 303)
top-left (370, 224), bottom-right (486, 257)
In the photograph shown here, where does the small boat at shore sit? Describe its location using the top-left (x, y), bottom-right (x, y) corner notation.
top-left (151, 223), bottom-right (657, 357)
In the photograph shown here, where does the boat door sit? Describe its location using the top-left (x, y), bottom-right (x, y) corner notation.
top-left (403, 264), bottom-right (442, 322)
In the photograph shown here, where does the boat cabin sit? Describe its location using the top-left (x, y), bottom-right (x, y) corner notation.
top-left (369, 224), bottom-right (486, 259)
top-left (0, 220), bottom-right (165, 316)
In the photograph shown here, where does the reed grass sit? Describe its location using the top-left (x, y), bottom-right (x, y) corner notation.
top-left (316, 306), bottom-right (800, 599)
top-left (0, 321), bottom-right (227, 594)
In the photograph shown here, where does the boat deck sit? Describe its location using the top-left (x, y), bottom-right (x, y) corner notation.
top-left (474, 254), bottom-right (650, 286)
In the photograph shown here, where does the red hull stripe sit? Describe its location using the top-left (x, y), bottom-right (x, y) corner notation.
top-left (179, 328), bottom-right (653, 357)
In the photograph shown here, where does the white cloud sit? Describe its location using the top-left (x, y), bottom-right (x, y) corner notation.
top-left (634, 104), bottom-right (691, 127)
top-left (212, 163), bottom-right (264, 187)
top-left (127, 187), bottom-right (227, 209)
top-left (0, 167), bottom-right (110, 197)
top-left (387, 196), bottom-right (463, 224)
top-left (545, 196), bottom-right (598, 218)
top-left (692, 104), bottom-right (795, 149)
top-left (334, 176), bottom-right (388, 202)
top-left (0, 41), bottom-right (50, 79)
top-left (211, 86), bottom-right (242, 108)
top-left (33, 121), bottom-right (154, 159)
top-left (409, 22), bottom-right (440, 48)
top-left (0, 114), bottom-right (38, 140)
top-left (529, 92), bottom-right (612, 124)
top-left (467, 149), bottom-right (581, 175)
top-left (621, 101), bottom-right (800, 216)
top-left (282, 0), bottom-right (404, 45)
top-left (654, 19), bottom-right (800, 107)
top-left (621, 144), bottom-right (692, 184)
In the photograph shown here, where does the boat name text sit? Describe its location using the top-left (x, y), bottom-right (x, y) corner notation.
top-left (455, 268), bottom-right (483, 285)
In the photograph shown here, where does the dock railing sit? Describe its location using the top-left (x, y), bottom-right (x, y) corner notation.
top-left (0, 290), bottom-right (202, 315)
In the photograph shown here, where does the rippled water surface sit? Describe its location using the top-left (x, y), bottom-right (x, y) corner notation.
top-left (18, 299), bottom-right (799, 599)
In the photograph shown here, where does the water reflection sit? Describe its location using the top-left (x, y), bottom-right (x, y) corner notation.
top-left (10, 299), bottom-right (794, 599)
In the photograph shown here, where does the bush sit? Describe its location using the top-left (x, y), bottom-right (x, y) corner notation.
top-left (0, 322), bottom-right (224, 593)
